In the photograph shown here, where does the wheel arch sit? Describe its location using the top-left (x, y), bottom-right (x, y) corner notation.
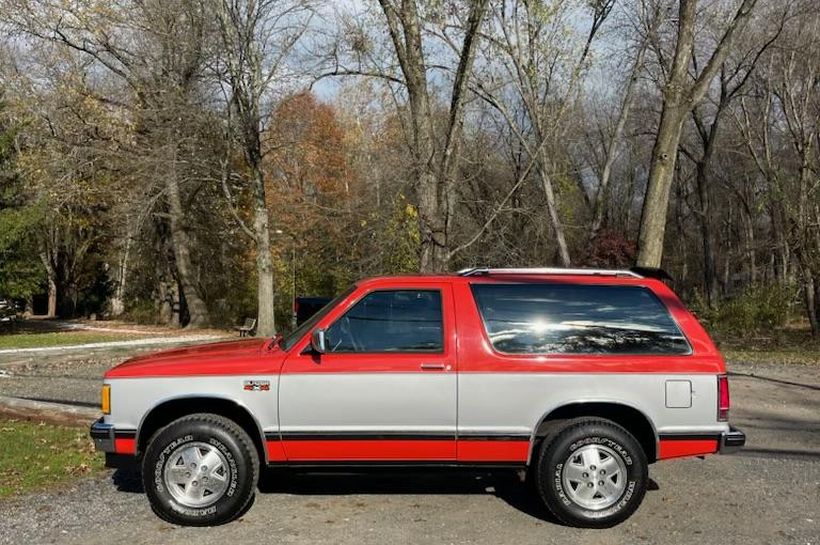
top-left (529, 401), bottom-right (658, 464)
top-left (136, 395), bottom-right (268, 464)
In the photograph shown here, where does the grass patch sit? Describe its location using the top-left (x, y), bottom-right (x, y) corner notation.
top-left (722, 348), bottom-right (820, 366)
top-left (0, 331), bottom-right (135, 350)
top-left (716, 325), bottom-right (820, 365)
top-left (0, 419), bottom-right (104, 498)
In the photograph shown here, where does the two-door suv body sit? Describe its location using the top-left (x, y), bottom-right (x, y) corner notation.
top-left (91, 267), bottom-right (745, 528)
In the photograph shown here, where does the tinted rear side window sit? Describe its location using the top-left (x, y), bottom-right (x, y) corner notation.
top-left (470, 283), bottom-right (690, 355)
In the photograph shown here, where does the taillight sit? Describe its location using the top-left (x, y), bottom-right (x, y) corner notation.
top-left (717, 374), bottom-right (730, 421)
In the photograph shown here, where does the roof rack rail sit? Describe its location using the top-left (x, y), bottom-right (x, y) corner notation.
top-left (629, 266), bottom-right (672, 281)
top-left (456, 267), bottom-right (643, 278)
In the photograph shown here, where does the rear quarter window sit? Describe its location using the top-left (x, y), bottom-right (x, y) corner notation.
top-left (470, 283), bottom-right (691, 355)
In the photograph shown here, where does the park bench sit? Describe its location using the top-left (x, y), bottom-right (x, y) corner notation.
top-left (235, 317), bottom-right (256, 337)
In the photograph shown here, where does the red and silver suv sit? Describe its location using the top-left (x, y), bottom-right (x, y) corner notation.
top-left (90, 267), bottom-right (745, 528)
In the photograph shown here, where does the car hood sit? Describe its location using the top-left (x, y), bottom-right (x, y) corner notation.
top-left (105, 337), bottom-right (281, 378)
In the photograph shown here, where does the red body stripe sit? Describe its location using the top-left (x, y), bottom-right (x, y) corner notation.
top-left (265, 438), bottom-right (720, 463)
top-left (456, 440), bottom-right (529, 462)
top-left (266, 440), bottom-right (288, 461)
top-left (265, 439), bottom-right (530, 463)
top-left (279, 440), bottom-right (455, 461)
top-left (658, 439), bottom-right (718, 460)
top-left (114, 438), bottom-right (136, 455)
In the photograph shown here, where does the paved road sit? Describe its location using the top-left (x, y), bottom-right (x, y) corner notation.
top-left (0, 341), bottom-right (224, 406)
top-left (0, 334), bottom-right (220, 355)
top-left (1, 361), bottom-right (818, 545)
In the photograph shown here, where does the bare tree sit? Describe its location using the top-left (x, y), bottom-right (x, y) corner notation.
top-left (736, 11), bottom-right (820, 334)
top-left (377, 0), bottom-right (489, 272)
top-left (320, 0), bottom-right (489, 272)
top-left (476, 0), bottom-right (615, 266)
top-left (677, 10), bottom-right (786, 305)
top-left (213, 0), bottom-right (314, 336)
top-left (636, 0), bottom-right (759, 268)
top-left (588, 2), bottom-right (662, 241)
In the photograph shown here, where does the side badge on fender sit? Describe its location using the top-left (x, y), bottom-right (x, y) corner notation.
top-left (243, 380), bottom-right (270, 392)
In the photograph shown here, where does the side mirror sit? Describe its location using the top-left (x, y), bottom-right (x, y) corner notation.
top-left (310, 328), bottom-right (326, 354)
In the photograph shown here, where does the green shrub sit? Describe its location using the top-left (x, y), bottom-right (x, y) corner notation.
top-left (124, 299), bottom-right (159, 325)
top-left (692, 283), bottom-right (798, 338)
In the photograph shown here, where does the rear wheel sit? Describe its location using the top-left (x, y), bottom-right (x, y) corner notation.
top-left (535, 418), bottom-right (648, 528)
top-left (142, 413), bottom-right (259, 526)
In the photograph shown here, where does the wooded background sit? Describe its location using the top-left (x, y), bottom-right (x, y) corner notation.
top-left (0, 0), bottom-right (817, 339)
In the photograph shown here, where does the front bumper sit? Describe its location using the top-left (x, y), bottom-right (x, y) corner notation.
top-left (719, 426), bottom-right (746, 454)
top-left (90, 418), bottom-right (116, 452)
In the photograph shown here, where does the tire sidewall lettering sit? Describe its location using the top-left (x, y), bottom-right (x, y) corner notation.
top-left (543, 426), bottom-right (646, 525)
top-left (154, 434), bottom-right (194, 492)
top-left (563, 435), bottom-right (635, 515)
top-left (569, 436), bottom-right (633, 467)
top-left (209, 437), bottom-right (239, 498)
top-left (553, 463), bottom-right (572, 506)
top-left (152, 431), bottom-right (242, 519)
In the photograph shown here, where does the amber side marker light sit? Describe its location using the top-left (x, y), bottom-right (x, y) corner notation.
top-left (101, 385), bottom-right (111, 415)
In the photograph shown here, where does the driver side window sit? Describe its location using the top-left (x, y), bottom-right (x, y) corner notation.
top-left (325, 290), bottom-right (443, 353)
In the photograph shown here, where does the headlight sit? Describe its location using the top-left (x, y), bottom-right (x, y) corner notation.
top-left (101, 384), bottom-right (111, 415)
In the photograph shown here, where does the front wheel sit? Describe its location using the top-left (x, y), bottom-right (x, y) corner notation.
top-left (142, 413), bottom-right (259, 526)
top-left (535, 418), bottom-right (648, 528)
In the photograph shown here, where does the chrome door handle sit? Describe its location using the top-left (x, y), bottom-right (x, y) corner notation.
top-left (420, 363), bottom-right (449, 371)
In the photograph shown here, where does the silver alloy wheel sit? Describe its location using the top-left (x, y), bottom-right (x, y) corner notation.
top-left (561, 444), bottom-right (628, 510)
top-left (163, 442), bottom-right (231, 508)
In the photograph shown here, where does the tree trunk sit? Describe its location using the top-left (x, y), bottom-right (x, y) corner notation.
top-left (590, 43), bottom-right (647, 239)
top-left (251, 165), bottom-right (276, 337)
top-left (769, 205), bottom-right (788, 283)
top-left (110, 231), bottom-right (131, 317)
top-left (378, 0), bottom-right (488, 274)
top-left (695, 162), bottom-right (719, 305)
top-left (624, 167), bottom-right (638, 233)
top-left (46, 277), bottom-right (57, 318)
top-left (536, 154), bottom-right (571, 266)
top-left (407, 54), bottom-right (446, 272)
top-left (165, 171), bottom-right (210, 328)
top-left (636, 103), bottom-right (688, 268)
top-left (699, 218), bottom-right (718, 303)
top-left (722, 247), bottom-right (731, 293)
top-left (39, 250), bottom-right (58, 318)
top-left (673, 173), bottom-right (689, 286)
top-left (417, 168), bottom-right (448, 273)
top-left (635, 0), bottom-right (759, 268)
top-left (744, 214), bottom-right (756, 285)
top-left (815, 281), bottom-right (820, 338)
top-left (805, 274), bottom-right (818, 337)
top-left (158, 281), bottom-right (173, 325)
top-left (409, 86), bottom-right (447, 273)
top-left (380, 0), bottom-right (445, 274)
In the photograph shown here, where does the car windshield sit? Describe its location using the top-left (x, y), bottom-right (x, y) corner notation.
top-left (280, 284), bottom-right (356, 351)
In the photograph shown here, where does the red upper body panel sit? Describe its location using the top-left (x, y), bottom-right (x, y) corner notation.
top-left (105, 273), bottom-right (726, 379)
top-left (105, 337), bottom-right (282, 378)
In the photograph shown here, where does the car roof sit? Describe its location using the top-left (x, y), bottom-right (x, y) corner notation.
top-left (356, 268), bottom-right (670, 289)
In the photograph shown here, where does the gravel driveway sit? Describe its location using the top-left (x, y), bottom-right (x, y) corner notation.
top-left (0, 353), bottom-right (817, 545)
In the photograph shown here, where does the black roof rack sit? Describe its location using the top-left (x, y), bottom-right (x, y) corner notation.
top-left (629, 267), bottom-right (672, 281)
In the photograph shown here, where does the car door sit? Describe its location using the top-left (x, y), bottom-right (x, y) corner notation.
top-left (277, 281), bottom-right (457, 461)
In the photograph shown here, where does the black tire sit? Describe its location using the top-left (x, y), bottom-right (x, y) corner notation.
top-left (535, 418), bottom-right (648, 528)
top-left (142, 413), bottom-right (260, 526)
